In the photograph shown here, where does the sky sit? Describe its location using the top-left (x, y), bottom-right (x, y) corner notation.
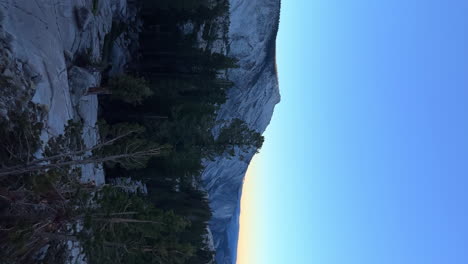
top-left (238, 1), bottom-right (468, 264)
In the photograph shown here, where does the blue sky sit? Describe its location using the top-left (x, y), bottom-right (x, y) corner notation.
top-left (239, 0), bottom-right (468, 263)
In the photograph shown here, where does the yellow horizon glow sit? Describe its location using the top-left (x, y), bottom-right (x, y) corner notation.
top-left (237, 154), bottom-right (263, 264)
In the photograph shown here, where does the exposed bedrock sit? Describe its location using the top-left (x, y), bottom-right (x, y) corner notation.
top-left (201, 0), bottom-right (281, 263)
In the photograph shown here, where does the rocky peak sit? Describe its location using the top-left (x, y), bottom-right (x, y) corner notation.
top-left (202, 0), bottom-right (281, 263)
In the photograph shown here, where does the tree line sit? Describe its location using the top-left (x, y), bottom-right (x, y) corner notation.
top-left (0, 1), bottom-right (263, 263)
top-left (94, 1), bottom-right (263, 264)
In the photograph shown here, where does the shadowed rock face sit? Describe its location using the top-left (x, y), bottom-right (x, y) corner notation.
top-left (201, 0), bottom-right (281, 263)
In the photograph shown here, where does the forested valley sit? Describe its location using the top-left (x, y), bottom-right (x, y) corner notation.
top-left (0, 1), bottom-right (262, 263)
top-left (96, 1), bottom-right (265, 263)
top-left (94, 0), bottom-right (264, 263)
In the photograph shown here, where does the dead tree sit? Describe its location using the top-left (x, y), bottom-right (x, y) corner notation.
top-left (0, 129), bottom-right (165, 177)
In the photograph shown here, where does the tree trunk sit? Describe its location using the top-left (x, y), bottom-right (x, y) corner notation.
top-left (0, 147), bottom-right (163, 177)
top-left (93, 218), bottom-right (163, 225)
top-left (86, 86), bottom-right (112, 95)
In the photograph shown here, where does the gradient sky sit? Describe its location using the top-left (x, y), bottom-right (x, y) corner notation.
top-left (238, 0), bottom-right (468, 263)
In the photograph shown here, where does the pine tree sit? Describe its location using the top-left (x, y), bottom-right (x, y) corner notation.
top-left (216, 118), bottom-right (264, 156)
top-left (82, 186), bottom-right (196, 264)
top-left (88, 75), bottom-right (153, 105)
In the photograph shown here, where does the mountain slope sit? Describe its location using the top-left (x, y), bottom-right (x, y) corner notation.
top-left (201, 0), bottom-right (281, 263)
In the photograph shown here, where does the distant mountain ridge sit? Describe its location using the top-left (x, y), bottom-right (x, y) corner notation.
top-left (201, 0), bottom-right (281, 263)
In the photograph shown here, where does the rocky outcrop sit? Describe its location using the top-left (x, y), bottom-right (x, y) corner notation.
top-left (1, 0), bottom-right (136, 181)
top-left (1, 1), bottom-right (136, 261)
top-left (201, 0), bottom-right (281, 263)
